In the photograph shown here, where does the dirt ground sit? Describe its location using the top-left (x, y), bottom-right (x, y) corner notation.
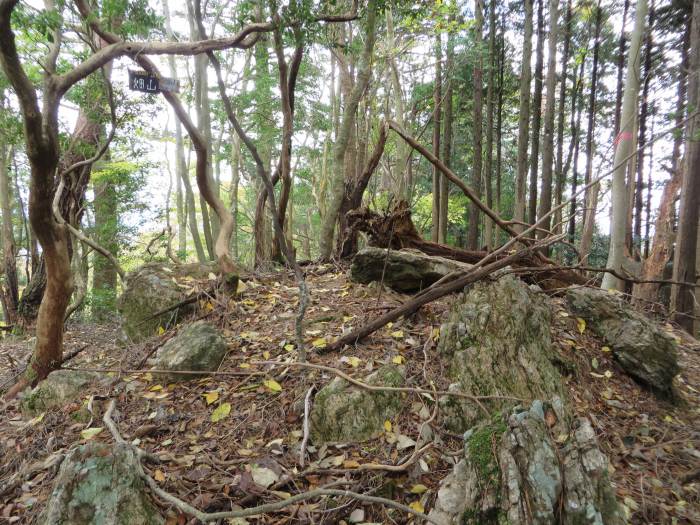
top-left (1, 264), bottom-right (698, 524)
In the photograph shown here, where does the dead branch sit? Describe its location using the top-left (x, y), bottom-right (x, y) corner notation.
top-left (102, 400), bottom-right (439, 523)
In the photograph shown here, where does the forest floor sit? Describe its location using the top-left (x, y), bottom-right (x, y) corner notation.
top-left (0, 263), bottom-right (699, 524)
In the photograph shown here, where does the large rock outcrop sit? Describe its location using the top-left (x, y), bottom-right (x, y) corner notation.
top-left (350, 247), bottom-right (472, 293)
top-left (21, 370), bottom-right (102, 416)
top-left (151, 321), bottom-right (227, 382)
top-left (429, 399), bottom-right (622, 525)
top-left (566, 287), bottom-right (679, 399)
top-left (438, 275), bottom-right (564, 431)
top-left (41, 442), bottom-right (163, 525)
top-left (117, 261), bottom-right (218, 343)
top-left (310, 364), bottom-right (404, 443)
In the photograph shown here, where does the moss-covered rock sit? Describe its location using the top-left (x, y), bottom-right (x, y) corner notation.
top-left (310, 364), bottom-right (405, 443)
top-left (350, 247), bottom-right (472, 293)
top-left (429, 399), bottom-right (622, 525)
top-left (20, 370), bottom-right (101, 416)
top-left (566, 287), bottom-right (679, 399)
top-left (117, 261), bottom-right (220, 344)
top-left (151, 321), bottom-right (227, 382)
top-left (41, 442), bottom-right (163, 525)
top-left (438, 275), bottom-right (564, 431)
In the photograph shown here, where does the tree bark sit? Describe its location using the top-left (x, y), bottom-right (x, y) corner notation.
top-left (440, 23), bottom-right (454, 245)
top-left (536, 0), bottom-right (560, 244)
top-left (602, 0), bottom-right (648, 291)
top-left (431, 33), bottom-right (442, 243)
top-left (527, 0), bottom-right (545, 226)
top-left (671, 0), bottom-right (700, 332)
top-left (514, 0), bottom-right (533, 234)
top-left (483, 0), bottom-right (496, 249)
top-left (467, 0), bottom-right (484, 249)
top-left (319, 0), bottom-right (377, 259)
top-left (0, 139), bottom-right (18, 325)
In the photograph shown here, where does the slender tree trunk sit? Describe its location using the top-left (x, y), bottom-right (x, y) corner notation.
top-left (567, 55), bottom-right (586, 244)
top-left (0, 139), bottom-right (18, 324)
top-left (602, 0), bottom-right (648, 291)
top-left (671, 0), bottom-right (700, 331)
top-left (527, 0), bottom-right (545, 226)
top-left (319, 0), bottom-right (377, 259)
top-left (579, 4), bottom-right (605, 263)
top-left (483, 0), bottom-right (496, 249)
top-left (467, 0), bottom-right (484, 249)
top-left (536, 0), bottom-right (560, 245)
top-left (634, 1), bottom-right (655, 260)
top-left (494, 13), bottom-right (505, 247)
top-left (440, 23), bottom-right (454, 244)
top-left (431, 33), bottom-right (442, 243)
top-left (553, 0), bottom-right (572, 237)
top-left (230, 132), bottom-right (240, 260)
top-left (614, 0), bottom-right (632, 139)
top-left (514, 0), bottom-right (533, 234)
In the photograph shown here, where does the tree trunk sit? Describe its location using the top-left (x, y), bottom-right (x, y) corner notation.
top-left (0, 137), bottom-right (18, 325)
top-left (431, 33), bottom-right (442, 243)
top-left (440, 26), bottom-right (453, 245)
top-left (671, 0), bottom-right (700, 332)
top-left (483, 0), bottom-right (496, 249)
top-left (614, 0), bottom-right (632, 139)
top-left (536, 0), bottom-right (560, 244)
top-left (494, 13), bottom-right (505, 247)
top-left (527, 0), bottom-right (545, 226)
top-left (467, 0), bottom-right (484, 249)
top-left (319, 0), bottom-right (377, 259)
top-left (514, 0), bottom-right (533, 234)
top-left (602, 0), bottom-right (648, 291)
top-left (553, 0), bottom-right (573, 237)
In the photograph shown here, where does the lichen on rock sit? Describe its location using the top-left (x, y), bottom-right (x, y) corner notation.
top-left (117, 261), bottom-right (220, 344)
top-left (20, 370), bottom-right (101, 416)
top-left (438, 275), bottom-right (564, 431)
top-left (310, 364), bottom-right (405, 444)
top-left (429, 399), bottom-right (622, 525)
top-left (565, 287), bottom-right (679, 399)
top-left (151, 321), bottom-right (227, 382)
top-left (41, 442), bottom-right (163, 525)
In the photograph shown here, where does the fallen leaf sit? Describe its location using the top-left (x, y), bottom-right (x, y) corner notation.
top-left (149, 384), bottom-right (163, 392)
top-left (591, 357), bottom-right (599, 369)
top-left (211, 403), bottom-right (231, 423)
top-left (410, 484), bottom-right (428, 494)
top-left (604, 370), bottom-right (613, 378)
top-left (396, 434), bottom-right (417, 450)
top-left (157, 326), bottom-right (165, 335)
top-left (264, 379), bottom-right (283, 393)
top-left (80, 427), bottom-right (103, 440)
top-left (251, 465), bottom-right (279, 488)
top-left (409, 501), bottom-right (425, 513)
top-left (390, 330), bottom-right (404, 339)
top-left (262, 350), bottom-right (271, 360)
top-left (284, 344), bottom-right (294, 352)
top-left (203, 391), bottom-right (219, 405)
top-left (601, 346), bottom-right (611, 353)
top-left (154, 469), bottom-right (166, 482)
top-left (384, 420), bottom-right (392, 433)
top-left (312, 337), bottom-right (327, 349)
top-left (392, 355), bottom-right (405, 365)
top-left (576, 317), bottom-right (586, 334)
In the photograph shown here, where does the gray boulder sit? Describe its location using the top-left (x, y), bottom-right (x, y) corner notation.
top-left (151, 321), bottom-right (227, 382)
top-left (21, 370), bottom-right (101, 416)
top-left (117, 261), bottom-right (219, 343)
top-left (350, 247), bottom-right (472, 293)
top-left (310, 364), bottom-right (404, 443)
top-left (429, 399), bottom-right (622, 525)
top-left (439, 275), bottom-right (564, 431)
top-left (41, 442), bottom-right (163, 525)
top-left (566, 287), bottom-right (679, 399)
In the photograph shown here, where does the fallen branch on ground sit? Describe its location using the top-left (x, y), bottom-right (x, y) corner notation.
top-left (102, 399), bottom-right (439, 523)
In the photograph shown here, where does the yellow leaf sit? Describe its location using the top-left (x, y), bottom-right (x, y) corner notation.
top-left (264, 379), bottom-right (283, 393)
top-left (392, 355), bottom-right (405, 364)
top-left (343, 315), bottom-right (354, 322)
top-left (262, 350), bottom-right (271, 360)
top-left (157, 326), bottom-right (165, 335)
top-left (390, 330), bottom-right (404, 339)
top-left (576, 318), bottom-right (586, 334)
top-left (284, 344), bottom-right (294, 351)
top-left (239, 363), bottom-right (251, 369)
top-left (410, 484), bottom-right (428, 494)
top-left (211, 402), bottom-right (231, 422)
top-left (601, 346), bottom-right (611, 353)
top-left (384, 420), bottom-right (392, 432)
top-left (312, 337), bottom-right (327, 349)
top-left (347, 356), bottom-right (361, 367)
top-left (343, 459), bottom-right (361, 469)
top-left (387, 322), bottom-right (393, 328)
top-left (204, 301), bottom-right (214, 312)
top-left (154, 469), bottom-right (166, 482)
top-left (604, 370), bottom-right (613, 378)
top-left (409, 501), bottom-right (425, 513)
top-left (432, 327), bottom-right (440, 340)
top-left (80, 427), bottom-right (103, 440)
top-left (143, 372), bottom-right (153, 382)
top-left (203, 391), bottom-right (219, 405)
top-left (149, 384), bottom-right (163, 392)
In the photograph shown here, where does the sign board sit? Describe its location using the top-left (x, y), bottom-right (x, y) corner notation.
top-left (128, 71), bottom-right (179, 94)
